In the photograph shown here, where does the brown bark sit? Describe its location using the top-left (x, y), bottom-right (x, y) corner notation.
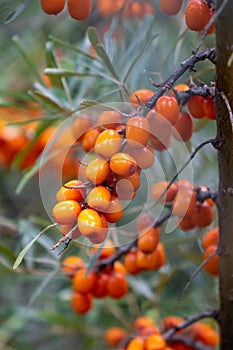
top-left (215, 0), bottom-right (233, 349)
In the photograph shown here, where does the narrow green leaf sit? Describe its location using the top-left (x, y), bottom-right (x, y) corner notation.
top-left (0, 242), bottom-right (17, 263)
top-left (44, 68), bottom-right (102, 79)
top-left (13, 223), bottom-right (57, 270)
top-left (45, 41), bottom-right (64, 90)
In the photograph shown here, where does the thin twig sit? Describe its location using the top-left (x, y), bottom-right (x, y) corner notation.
top-left (219, 91), bottom-right (233, 131)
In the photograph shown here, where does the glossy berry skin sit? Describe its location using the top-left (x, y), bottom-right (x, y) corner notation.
top-left (78, 208), bottom-right (108, 244)
top-left (71, 291), bottom-right (92, 314)
top-left (190, 322), bottom-right (219, 347)
top-left (40, 0), bottom-right (65, 14)
top-left (191, 202), bottom-right (213, 227)
top-left (187, 96), bottom-right (204, 119)
top-left (126, 337), bottom-right (145, 350)
top-left (202, 227), bottom-right (219, 250)
top-left (107, 271), bottom-right (128, 299)
top-left (52, 200), bottom-right (81, 225)
top-left (155, 96), bottom-right (179, 125)
top-left (129, 89), bottom-right (154, 105)
top-left (203, 244), bottom-right (219, 277)
top-left (172, 188), bottom-right (197, 218)
top-left (87, 186), bottom-right (111, 212)
top-left (56, 180), bottom-right (86, 202)
top-left (126, 116), bottom-right (150, 148)
top-left (97, 110), bottom-right (122, 130)
top-left (67, 0), bottom-right (92, 20)
top-left (94, 129), bottom-right (122, 159)
top-left (127, 143), bottom-right (155, 169)
top-left (151, 181), bottom-right (178, 203)
top-left (202, 96), bottom-right (216, 120)
top-left (146, 334), bottom-right (166, 350)
top-left (72, 267), bottom-right (97, 293)
top-left (185, 0), bottom-right (211, 32)
top-left (92, 273), bottom-right (109, 298)
top-left (62, 256), bottom-right (84, 277)
top-left (172, 111), bottom-right (194, 142)
top-left (104, 195), bottom-right (123, 223)
top-left (124, 250), bottom-right (141, 275)
top-left (110, 152), bottom-right (137, 177)
top-left (104, 327), bottom-right (127, 347)
top-left (82, 128), bottom-right (100, 152)
top-left (137, 227), bottom-right (160, 254)
top-left (159, 0), bottom-right (183, 16)
top-left (85, 157), bottom-right (110, 184)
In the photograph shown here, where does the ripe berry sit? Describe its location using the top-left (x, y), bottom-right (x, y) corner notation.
top-left (126, 337), bottom-right (145, 350)
top-left (129, 89), bottom-right (154, 105)
top-left (71, 291), bottom-right (92, 314)
top-left (136, 249), bottom-right (158, 270)
top-left (127, 143), bottom-right (155, 169)
top-left (104, 327), bottom-right (127, 347)
top-left (191, 201), bottom-right (213, 227)
top-left (159, 0), bottom-right (183, 16)
top-left (96, 110), bottom-right (122, 130)
top-left (73, 116), bottom-right (93, 142)
top-left (151, 181), bottom-right (178, 203)
top-left (163, 316), bottom-right (184, 330)
top-left (82, 128), bottom-right (100, 152)
top-left (60, 223), bottom-right (81, 239)
top-left (146, 334), bottom-right (166, 350)
top-left (85, 157), bottom-right (110, 184)
top-left (150, 130), bottom-right (172, 151)
top-left (77, 208), bottom-right (108, 244)
top-left (110, 152), bottom-right (137, 177)
top-left (202, 96), bottom-right (216, 120)
top-left (72, 267), bottom-right (97, 293)
top-left (126, 116), bottom-right (150, 148)
top-left (172, 188), bottom-right (197, 217)
top-left (62, 256), bottom-right (84, 277)
top-left (203, 244), bottom-right (219, 277)
top-left (134, 316), bottom-right (155, 331)
top-left (124, 249), bottom-right (142, 275)
top-left (155, 96), bottom-right (180, 125)
top-left (172, 111), bottom-right (194, 142)
top-left (87, 186), bottom-right (111, 212)
top-left (104, 195), bottom-right (123, 223)
top-left (67, 0), bottom-right (92, 20)
top-left (187, 95), bottom-right (204, 119)
top-left (56, 180), bottom-right (86, 202)
top-left (202, 227), bottom-right (219, 250)
top-left (52, 200), bottom-right (81, 225)
top-left (40, 0), bottom-right (65, 15)
top-left (190, 322), bottom-right (219, 347)
top-left (137, 227), bottom-right (160, 254)
top-left (107, 271), bottom-right (128, 299)
top-left (94, 129), bottom-right (122, 159)
top-left (153, 243), bottom-right (166, 269)
top-left (92, 273), bottom-right (109, 298)
top-left (178, 215), bottom-right (196, 231)
top-left (185, 0), bottom-right (211, 32)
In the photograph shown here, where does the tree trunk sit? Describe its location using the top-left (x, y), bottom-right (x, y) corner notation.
top-left (215, 0), bottom-right (233, 349)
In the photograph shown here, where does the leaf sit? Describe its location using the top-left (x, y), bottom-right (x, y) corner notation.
top-left (88, 27), bottom-right (120, 81)
top-left (0, 0), bottom-right (30, 24)
top-left (127, 275), bottom-right (156, 301)
top-left (45, 41), bottom-right (64, 90)
top-left (13, 223), bottom-right (57, 270)
top-left (44, 68), bottom-right (102, 79)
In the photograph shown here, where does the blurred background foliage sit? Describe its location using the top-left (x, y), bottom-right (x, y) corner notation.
top-left (0, 1), bottom-right (218, 349)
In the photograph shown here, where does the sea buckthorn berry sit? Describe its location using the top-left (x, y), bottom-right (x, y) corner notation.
top-left (116, 171), bottom-right (141, 193)
top-left (153, 243), bottom-right (166, 270)
top-left (52, 200), bottom-right (81, 225)
top-left (134, 316), bottom-right (155, 330)
top-left (185, 0), bottom-right (211, 32)
top-left (107, 271), bottom-right (128, 299)
top-left (72, 267), bottom-right (97, 293)
top-left (124, 249), bottom-right (142, 275)
top-left (202, 96), bottom-right (216, 120)
top-left (110, 152), bottom-right (137, 177)
top-left (137, 227), bottom-right (160, 254)
top-left (155, 96), bottom-right (179, 125)
top-left (71, 291), bottom-right (92, 314)
top-left (87, 186), bottom-right (111, 212)
top-left (60, 223), bottom-right (81, 240)
top-left (113, 261), bottom-right (127, 275)
top-left (176, 179), bottom-right (194, 190)
top-left (150, 131), bottom-right (172, 151)
top-left (56, 180), bottom-right (86, 202)
top-left (77, 208), bottom-right (108, 244)
top-left (190, 322), bottom-right (219, 347)
top-left (104, 327), bottom-right (127, 347)
top-left (129, 89), bottom-right (154, 105)
top-left (85, 157), bottom-right (110, 184)
top-left (73, 116), bottom-right (93, 142)
top-left (40, 0), bottom-right (65, 15)
top-left (127, 143), bottom-right (155, 169)
top-left (187, 96), bottom-right (204, 119)
top-left (136, 213), bottom-right (154, 233)
top-left (163, 316), bottom-right (184, 330)
top-left (151, 181), bottom-right (178, 203)
top-left (67, 0), bottom-right (92, 20)
top-left (178, 215), bottom-right (196, 231)
top-left (96, 110), bottom-right (122, 130)
top-left (146, 334), bottom-right (166, 350)
top-left (94, 129), bottom-right (122, 159)
top-left (126, 116), bottom-right (150, 148)
top-left (202, 227), bottom-right (219, 250)
top-left (92, 273), bottom-right (109, 298)
top-left (203, 244), bottom-right (219, 277)
top-left (91, 239), bottom-right (116, 259)
top-left (126, 337), bottom-right (145, 350)
top-left (104, 195), bottom-right (123, 223)
top-left (191, 201), bottom-right (213, 227)
top-left (172, 188), bottom-right (197, 217)
top-left (136, 249), bottom-right (158, 270)
top-left (172, 111), bottom-right (194, 142)
top-left (62, 256), bottom-right (84, 277)
top-left (173, 83), bottom-right (190, 93)
top-left (82, 128), bottom-right (100, 152)
top-left (159, 0), bottom-right (183, 16)
top-left (140, 326), bottom-right (160, 337)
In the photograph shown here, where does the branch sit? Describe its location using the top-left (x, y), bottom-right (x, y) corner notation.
top-left (169, 334), bottom-right (216, 350)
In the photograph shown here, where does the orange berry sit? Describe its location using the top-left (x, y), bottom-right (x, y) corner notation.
top-left (153, 243), bottom-right (166, 270)
top-left (134, 316), bottom-right (155, 330)
top-left (77, 208), bottom-right (108, 244)
top-left (52, 200), bottom-right (81, 225)
top-left (203, 244), bottom-right (219, 277)
top-left (140, 326), bottom-right (160, 337)
top-left (172, 111), bottom-right (194, 142)
top-left (85, 157), bottom-right (110, 185)
top-left (40, 0), bottom-right (65, 15)
top-left (107, 271), bottom-right (128, 299)
top-left (82, 128), bottom-right (100, 152)
top-left (72, 267), bottom-right (97, 293)
top-left (151, 181), bottom-right (178, 203)
top-left (87, 186), bottom-right (111, 212)
top-left (130, 89), bottom-right (154, 105)
top-left (185, 0), bottom-right (211, 32)
top-left (172, 188), bottom-right (197, 217)
top-left (116, 171), bottom-right (141, 193)
top-left (155, 96), bottom-right (179, 125)
top-left (126, 116), bottom-right (150, 148)
top-left (190, 322), bottom-right (219, 347)
top-left (187, 96), bottom-right (204, 119)
top-left (124, 250), bottom-right (142, 275)
top-left (62, 256), bottom-right (84, 277)
top-left (178, 216), bottom-right (196, 231)
top-left (163, 316), bottom-right (184, 330)
top-left (71, 291), bottom-right (92, 314)
top-left (92, 273), bottom-right (109, 298)
top-left (202, 227), bottom-right (219, 250)
top-left (136, 249), bottom-right (158, 270)
top-left (159, 0), bottom-right (183, 16)
top-left (150, 131), bottom-right (172, 151)
top-left (191, 201), bottom-right (213, 227)
top-left (56, 180), bottom-right (86, 202)
top-left (95, 129), bottom-right (122, 159)
top-left (73, 116), bottom-right (93, 142)
top-left (146, 334), bottom-right (166, 350)
top-left (137, 227), bottom-right (160, 254)
top-left (173, 83), bottom-right (190, 93)
top-left (127, 143), bottom-right (155, 169)
top-left (60, 223), bottom-right (81, 239)
top-left (97, 110), bottom-right (122, 130)
top-left (67, 0), bottom-right (92, 20)
top-left (202, 96), bottom-right (216, 120)
top-left (104, 195), bottom-right (123, 223)
top-left (104, 327), bottom-right (127, 347)
top-left (91, 239), bottom-right (116, 259)
top-left (110, 152), bottom-right (137, 176)
top-left (126, 337), bottom-right (145, 350)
